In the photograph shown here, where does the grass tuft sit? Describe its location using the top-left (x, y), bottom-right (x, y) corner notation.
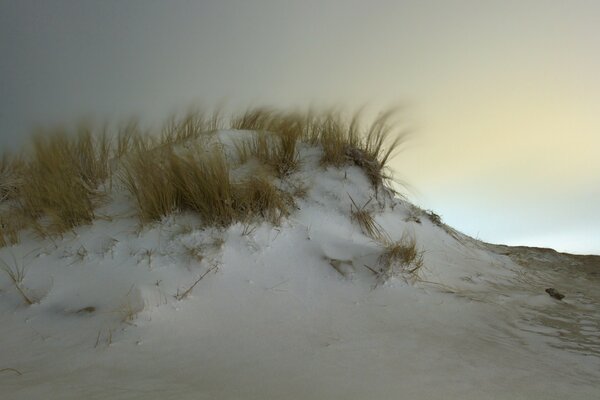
top-left (348, 195), bottom-right (384, 240)
top-left (232, 107), bottom-right (405, 186)
top-left (169, 146), bottom-right (237, 226)
top-left (120, 147), bottom-right (178, 222)
top-left (376, 232), bottom-right (424, 283)
top-left (235, 176), bottom-right (293, 225)
top-left (18, 127), bottom-right (112, 235)
top-left (0, 153), bottom-right (25, 203)
top-left (235, 131), bottom-right (299, 177)
top-left (161, 111), bottom-right (207, 145)
top-left (1, 105), bottom-right (409, 238)
top-left (0, 254), bottom-right (36, 305)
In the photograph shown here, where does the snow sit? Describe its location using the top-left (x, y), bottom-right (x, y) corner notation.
top-left (1, 131), bottom-right (599, 399)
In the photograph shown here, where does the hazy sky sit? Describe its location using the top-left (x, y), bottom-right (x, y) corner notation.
top-left (1, 0), bottom-right (599, 254)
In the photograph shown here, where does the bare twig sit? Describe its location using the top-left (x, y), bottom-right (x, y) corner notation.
top-left (0, 255), bottom-right (36, 305)
top-left (363, 264), bottom-right (379, 275)
top-left (175, 264), bottom-right (219, 301)
top-left (0, 368), bottom-right (23, 376)
top-left (94, 329), bottom-right (102, 348)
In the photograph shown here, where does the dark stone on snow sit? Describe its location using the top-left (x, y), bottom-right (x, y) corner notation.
top-left (545, 288), bottom-right (565, 300)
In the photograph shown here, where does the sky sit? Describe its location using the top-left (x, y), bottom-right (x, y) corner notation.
top-left (1, 0), bottom-right (599, 254)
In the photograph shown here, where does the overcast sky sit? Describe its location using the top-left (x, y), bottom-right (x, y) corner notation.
top-left (1, 0), bottom-right (599, 254)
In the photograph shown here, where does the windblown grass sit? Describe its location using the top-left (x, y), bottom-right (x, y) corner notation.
top-left (235, 131), bottom-right (299, 177)
top-left (115, 119), bottom-right (147, 158)
top-left (233, 108), bottom-right (303, 177)
top-left (348, 195), bottom-right (384, 240)
top-left (235, 176), bottom-right (293, 225)
top-left (231, 107), bottom-right (406, 186)
top-left (120, 147), bottom-right (178, 222)
top-left (161, 111), bottom-right (207, 145)
top-left (169, 146), bottom-right (237, 226)
top-left (18, 127), bottom-right (112, 235)
top-left (318, 109), bottom-right (405, 187)
top-left (122, 144), bottom-right (293, 226)
top-left (0, 153), bottom-right (24, 203)
top-left (0, 213), bottom-right (25, 247)
top-left (375, 232), bottom-right (424, 283)
top-left (1, 104), bottom-right (407, 240)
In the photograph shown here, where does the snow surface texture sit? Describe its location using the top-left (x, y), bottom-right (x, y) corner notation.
top-left (1, 131), bottom-right (599, 399)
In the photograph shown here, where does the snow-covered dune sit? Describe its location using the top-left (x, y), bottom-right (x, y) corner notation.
top-left (1, 131), bottom-right (598, 399)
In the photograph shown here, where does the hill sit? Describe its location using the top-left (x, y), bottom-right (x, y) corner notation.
top-left (1, 109), bottom-right (599, 399)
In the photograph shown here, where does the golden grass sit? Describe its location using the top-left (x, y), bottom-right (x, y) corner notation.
top-left (169, 146), bottom-right (237, 226)
top-left (120, 147), bottom-right (178, 222)
top-left (376, 232), bottom-right (424, 283)
top-left (0, 105), bottom-right (407, 239)
top-left (121, 143), bottom-right (293, 227)
top-left (319, 109), bottom-right (404, 187)
top-left (348, 195), bottom-right (384, 240)
top-left (161, 111), bottom-right (206, 145)
top-left (18, 128), bottom-right (112, 235)
top-left (115, 119), bottom-right (147, 158)
top-left (233, 108), bottom-right (303, 177)
top-left (235, 131), bottom-right (299, 177)
top-left (0, 153), bottom-right (25, 203)
top-left (236, 176), bottom-right (293, 225)
top-left (231, 107), bottom-right (405, 186)
top-left (0, 213), bottom-right (25, 247)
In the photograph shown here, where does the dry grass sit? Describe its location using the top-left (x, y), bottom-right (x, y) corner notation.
top-left (233, 108), bottom-right (304, 177)
top-left (121, 143), bottom-right (293, 227)
top-left (120, 147), bottom-right (178, 222)
top-left (235, 131), bottom-right (299, 177)
top-left (114, 119), bottom-right (147, 158)
top-left (169, 146), bottom-right (237, 226)
top-left (319, 109), bottom-right (405, 187)
top-left (317, 110), bottom-right (361, 166)
top-left (236, 176), bottom-right (293, 225)
top-left (375, 232), bottom-right (424, 283)
top-left (175, 264), bottom-right (219, 301)
top-left (348, 195), bottom-right (384, 240)
top-left (1, 105), bottom-right (408, 238)
top-left (161, 111), bottom-right (206, 145)
top-left (232, 107), bottom-right (406, 186)
top-left (0, 153), bottom-right (25, 203)
top-left (18, 128), bottom-right (112, 235)
top-left (170, 148), bottom-right (293, 225)
top-left (0, 155), bottom-right (26, 246)
top-left (0, 213), bottom-right (26, 247)
top-left (0, 254), bottom-right (36, 305)
top-left (424, 210), bottom-right (442, 226)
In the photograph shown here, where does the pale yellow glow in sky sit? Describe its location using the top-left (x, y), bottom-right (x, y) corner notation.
top-left (1, 1), bottom-right (598, 253)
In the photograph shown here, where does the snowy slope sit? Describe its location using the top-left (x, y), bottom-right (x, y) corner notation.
top-left (1, 131), bottom-right (599, 399)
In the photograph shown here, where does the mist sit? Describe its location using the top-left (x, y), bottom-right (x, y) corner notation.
top-left (1, 0), bottom-right (598, 254)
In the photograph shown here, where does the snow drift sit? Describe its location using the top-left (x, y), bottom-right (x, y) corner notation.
top-left (1, 125), bottom-right (599, 399)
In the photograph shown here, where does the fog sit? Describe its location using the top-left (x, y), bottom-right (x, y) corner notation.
top-left (1, 0), bottom-right (598, 254)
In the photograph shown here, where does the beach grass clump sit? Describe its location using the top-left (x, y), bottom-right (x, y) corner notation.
top-left (318, 109), bottom-right (405, 187)
top-left (348, 195), bottom-right (384, 240)
top-left (18, 127), bottom-right (112, 235)
top-left (168, 146), bottom-right (237, 226)
top-left (0, 104), bottom-right (407, 239)
top-left (233, 107), bottom-right (406, 187)
top-left (376, 232), bottom-right (424, 283)
top-left (160, 111), bottom-right (208, 146)
top-left (232, 108), bottom-right (304, 177)
top-left (235, 176), bottom-right (293, 225)
top-left (120, 147), bottom-right (179, 222)
top-left (0, 153), bottom-right (25, 204)
top-left (122, 143), bottom-right (293, 227)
